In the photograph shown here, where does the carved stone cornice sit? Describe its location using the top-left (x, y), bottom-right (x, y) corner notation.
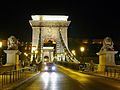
top-left (29, 21), bottom-right (71, 27)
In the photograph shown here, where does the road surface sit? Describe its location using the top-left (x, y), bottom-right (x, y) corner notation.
top-left (15, 68), bottom-right (120, 90)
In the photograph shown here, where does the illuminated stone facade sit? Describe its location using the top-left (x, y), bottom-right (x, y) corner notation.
top-left (29, 15), bottom-right (70, 62)
top-left (97, 37), bottom-right (118, 72)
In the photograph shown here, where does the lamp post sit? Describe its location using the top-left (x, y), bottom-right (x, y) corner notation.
top-left (0, 41), bottom-right (2, 65)
top-left (80, 46), bottom-right (85, 63)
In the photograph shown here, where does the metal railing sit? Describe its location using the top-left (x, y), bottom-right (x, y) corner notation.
top-left (104, 66), bottom-right (120, 78)
top-left (0, 67), bottom-right (35, 89)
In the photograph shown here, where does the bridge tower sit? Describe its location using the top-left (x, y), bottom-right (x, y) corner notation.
top-left (29, 15), bottom-right (71, 62)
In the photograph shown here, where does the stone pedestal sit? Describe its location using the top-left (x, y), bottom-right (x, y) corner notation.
top-left (4, 50), bottom-right (21, 70)
top-left (97, 51), bottom-right (118, 72)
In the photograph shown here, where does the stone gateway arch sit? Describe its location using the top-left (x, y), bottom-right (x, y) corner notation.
top-left (29, 15), bottom-right (79, 63)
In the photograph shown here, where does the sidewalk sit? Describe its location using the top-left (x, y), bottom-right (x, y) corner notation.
top-left (1, 71), bottom-right (40, 90)
top-left (57, 65), bottom-right (120, 81)
top-left (81, 71), bottom-right (120, 81)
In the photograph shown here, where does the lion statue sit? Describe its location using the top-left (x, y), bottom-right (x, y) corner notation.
top-left (7, 36), bottom-right (18, 50)
top-left (100, 37), bottom-right (114, 51)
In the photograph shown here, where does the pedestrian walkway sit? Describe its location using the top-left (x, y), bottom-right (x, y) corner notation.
top-left (0, 70), bottom-right (40, 90)
top-left (57, 65), bottom-right (120, 81)
top-left (82, 71), bottom-right (120, 81)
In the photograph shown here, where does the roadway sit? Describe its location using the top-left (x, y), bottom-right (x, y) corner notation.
top-left (15, 66), bottom-right (120, 90)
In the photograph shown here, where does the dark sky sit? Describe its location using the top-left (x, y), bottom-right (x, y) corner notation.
top-left (0, 0), bottom-right (120, 42)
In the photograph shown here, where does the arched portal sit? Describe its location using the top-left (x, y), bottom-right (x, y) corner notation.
top-left (29, 15), bottom-right (71, 62)
top-left (44, 56), bottom-right (49, 62)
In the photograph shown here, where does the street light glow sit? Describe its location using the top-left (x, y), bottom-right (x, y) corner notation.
top-left (80, 46), bottom-right (85, 52)
top-left (0, 41), bottom-right (2, 48)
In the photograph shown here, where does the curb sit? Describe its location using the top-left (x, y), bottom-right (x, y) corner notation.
top-left (81, 71), bottom-right (120, 81)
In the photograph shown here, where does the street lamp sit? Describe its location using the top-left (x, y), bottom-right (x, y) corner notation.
top-left (80, 46), bottom-right (85, 52)
top-left (80, 46), bottom-right (85, 63)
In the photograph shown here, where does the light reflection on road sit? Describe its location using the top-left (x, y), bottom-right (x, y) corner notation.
top-left (41, 72), bottom-right (58, 90)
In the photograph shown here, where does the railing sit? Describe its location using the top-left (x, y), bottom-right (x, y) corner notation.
top-left (104, 65), bottom-right (120, 78)
top-left (56, 61), bottom-right (120, 79)
top-left (84, 64), bottom-right (120, 79)
top-left (58, 28), bottom-right (80, 63)
top-left (0, 67), bottom-right (36, 89)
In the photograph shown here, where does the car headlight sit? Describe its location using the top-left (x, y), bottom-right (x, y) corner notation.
top-left (52, 66), bottom-right (56, 70)
top-left (44, 66), bottom-right (48, 70)
top-left (44, 62), bottom-right (46, 65)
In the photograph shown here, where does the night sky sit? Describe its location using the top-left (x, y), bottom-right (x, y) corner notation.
top-left (0, 1), bottom-right (120, 42)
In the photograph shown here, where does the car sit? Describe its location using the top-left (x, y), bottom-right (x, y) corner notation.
top-left (79, 64), bottom-right (87, 71)
top-left (43, 62), bottom-right (56, 72)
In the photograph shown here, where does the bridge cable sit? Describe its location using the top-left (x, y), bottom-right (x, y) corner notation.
top-left (58, 27), bottom-right (80, 63)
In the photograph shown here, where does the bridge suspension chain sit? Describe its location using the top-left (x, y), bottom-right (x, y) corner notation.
top-left (58, 28), bottom-right (80, 63)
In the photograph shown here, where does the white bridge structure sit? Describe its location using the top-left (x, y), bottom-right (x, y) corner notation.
top-left (29, 15), bottom-right (79, 63)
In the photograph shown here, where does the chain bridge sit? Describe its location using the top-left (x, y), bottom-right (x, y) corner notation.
top-left (29, 15), bottom-right (79, 63)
